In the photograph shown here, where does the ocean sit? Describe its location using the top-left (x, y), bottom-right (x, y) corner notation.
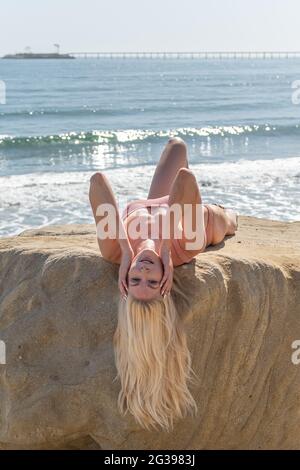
top-left (0, 58), bottom-right (299, 237)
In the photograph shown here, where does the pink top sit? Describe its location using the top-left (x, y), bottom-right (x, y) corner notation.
top-left (122, 195), bottom-right (213, 266)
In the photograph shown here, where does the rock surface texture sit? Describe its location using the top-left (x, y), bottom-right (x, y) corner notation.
top-left (0, 216), bottom-right (300, 449)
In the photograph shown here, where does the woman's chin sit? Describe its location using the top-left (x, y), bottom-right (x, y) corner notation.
top-left (136, 248), bottom-right (159, 262)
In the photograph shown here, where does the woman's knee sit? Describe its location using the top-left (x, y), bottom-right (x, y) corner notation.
top-left (90, 172), bottom-right (105, 185)
top-left (166, 137), bottom-right (188, 164)
top-left (168, 136), bottom-right (187, 149)
top-left (176, 167), bottom-right (195, 181)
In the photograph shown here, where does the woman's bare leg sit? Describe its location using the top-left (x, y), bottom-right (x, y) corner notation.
top-left (147, 137), bottom-right (189, 199)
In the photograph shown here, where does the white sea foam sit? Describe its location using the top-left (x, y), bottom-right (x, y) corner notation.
top-left (0, 156), bottom-right (299, 237)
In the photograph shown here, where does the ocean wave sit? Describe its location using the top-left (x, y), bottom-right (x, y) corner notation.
top-left (0, 107), bottom-right (138, 119)
top-left (1, 124), bottom-right (300, 149)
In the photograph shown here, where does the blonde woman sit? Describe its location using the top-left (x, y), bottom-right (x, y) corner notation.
top-left (89, 137), bottom-right (238, 432)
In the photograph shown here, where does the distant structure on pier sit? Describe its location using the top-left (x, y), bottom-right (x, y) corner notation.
top-left (3, 52), bottom-right (74, 59)
top-left (2, 44), bottom-right (74, 59)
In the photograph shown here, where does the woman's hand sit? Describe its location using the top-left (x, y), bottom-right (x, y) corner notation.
top-left (118, 246), bottom-right (134, 299)
top-left (159, 240), bottom-right (173, 297)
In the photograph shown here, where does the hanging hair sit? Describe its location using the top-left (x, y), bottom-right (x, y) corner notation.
top-left (113, 278), bottom-right (198, 432)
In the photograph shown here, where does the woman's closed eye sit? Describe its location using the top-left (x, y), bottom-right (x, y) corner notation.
top-left (130, 278), bottom-right (159, 289)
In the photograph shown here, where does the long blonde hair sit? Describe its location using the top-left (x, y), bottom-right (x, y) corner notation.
top-left (113, 280), bottom-right (198, 432)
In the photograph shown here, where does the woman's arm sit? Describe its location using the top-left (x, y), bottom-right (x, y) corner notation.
top-left (89, 172), bottom-right (132, 264)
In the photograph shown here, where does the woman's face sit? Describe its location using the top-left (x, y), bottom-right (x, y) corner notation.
top-left (127, 249), bottom-right (163, 301)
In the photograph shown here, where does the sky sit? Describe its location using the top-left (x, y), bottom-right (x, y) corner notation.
top-left (1, 0), bottom-right (300, 56)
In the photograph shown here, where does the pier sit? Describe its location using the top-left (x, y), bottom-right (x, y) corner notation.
top-left (67, 51), bottom-right (300, 59)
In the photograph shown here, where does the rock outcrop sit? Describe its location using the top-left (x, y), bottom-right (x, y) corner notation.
top-left (0, 216), bottom-right (300, 449)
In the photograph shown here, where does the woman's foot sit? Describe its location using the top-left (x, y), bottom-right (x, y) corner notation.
top-left (225, 208), bottom-right (239, 234)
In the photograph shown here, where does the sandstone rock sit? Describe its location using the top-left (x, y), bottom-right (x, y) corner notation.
top-left (0, 216), bottom-right (300, 449)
